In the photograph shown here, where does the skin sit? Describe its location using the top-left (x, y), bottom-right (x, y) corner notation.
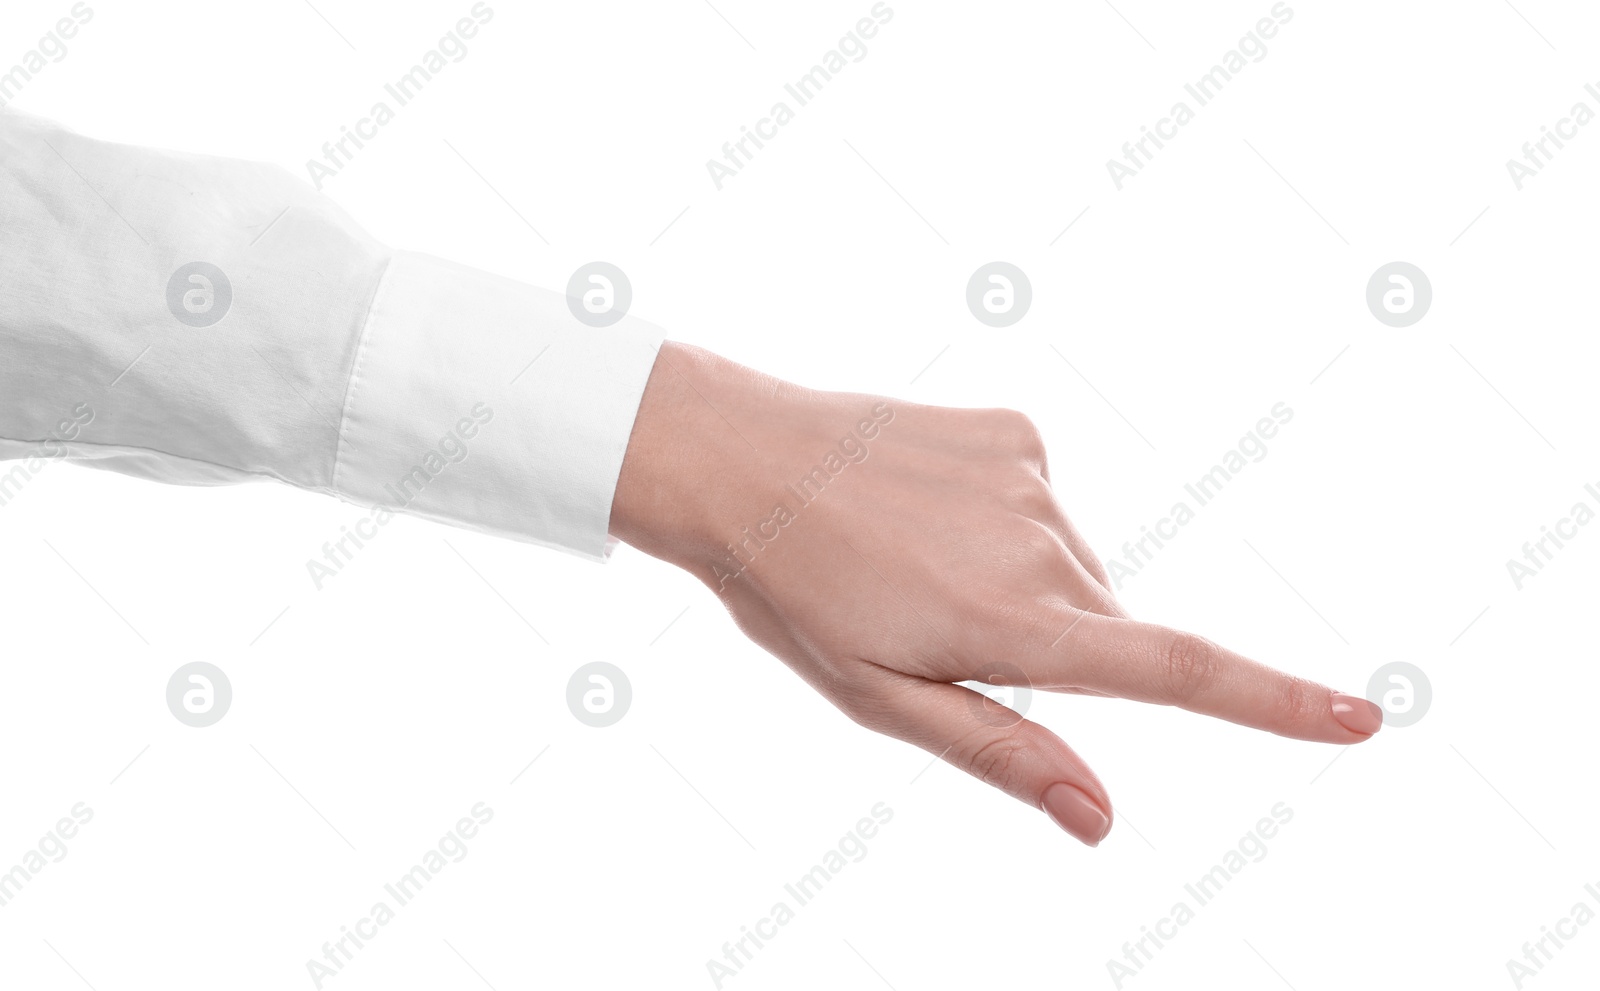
top-left (609, 342), bottom-right (1381, 846)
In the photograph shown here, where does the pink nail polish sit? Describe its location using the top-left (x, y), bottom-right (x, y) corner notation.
top-left (1330, 692), bottom-right (1383, 735)
top-left (1040, 782), bottom-right (1111, 846)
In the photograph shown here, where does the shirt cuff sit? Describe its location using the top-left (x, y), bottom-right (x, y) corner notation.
top-left (330, 250), bottom-right (664, 562)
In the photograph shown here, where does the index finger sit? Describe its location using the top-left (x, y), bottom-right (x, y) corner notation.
top-left (1019, 609), bottom-right (1383, 744)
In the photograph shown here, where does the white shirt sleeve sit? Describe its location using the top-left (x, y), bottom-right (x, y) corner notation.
top-left (0, 107), bottom-right (663, 561)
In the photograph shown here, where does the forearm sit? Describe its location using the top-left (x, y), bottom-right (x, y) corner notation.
top-left (1, 106), bottom-right (660, 560)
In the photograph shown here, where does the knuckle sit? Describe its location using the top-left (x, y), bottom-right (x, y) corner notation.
top-left (834, 689), bottom-right (885, 733)
top-left (1161, 632), bottom-right (1220, 703)
top-left (963, 733), bottom-right (1029, 788)
top-left (1010, 520), bottom-right (1062, 566)
top-left (999, 409), bottom-right (1046, 458)
top-left (1005, 476), bottom-right (1058, 520)
top-left (1274, 675), bottom-right (1320, 728)
top-left (1098, 593), bottom-right (1130, 620)
top-left (828, 668), bottom-right (900, 735)
top-left (963, 603), bottom-right (1037, 664)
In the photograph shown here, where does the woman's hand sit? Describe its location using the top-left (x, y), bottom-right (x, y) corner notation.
top-left (610, 342), bottom-right (1381, 846)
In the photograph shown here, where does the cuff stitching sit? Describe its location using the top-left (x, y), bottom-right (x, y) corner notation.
top-left (331, 253), bottom-right (397, 495)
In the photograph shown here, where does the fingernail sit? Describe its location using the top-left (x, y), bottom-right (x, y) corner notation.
top-left (1330, 692), bottom-right (1383, 735)
top-left (1040, 782), bottom-right (1111, 847)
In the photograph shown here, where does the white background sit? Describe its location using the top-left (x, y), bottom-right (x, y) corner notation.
top-left (2, 1), bottom-right (1598, 989)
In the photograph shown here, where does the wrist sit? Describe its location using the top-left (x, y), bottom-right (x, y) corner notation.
top-left (609, 342), bottom-right (768, 572)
